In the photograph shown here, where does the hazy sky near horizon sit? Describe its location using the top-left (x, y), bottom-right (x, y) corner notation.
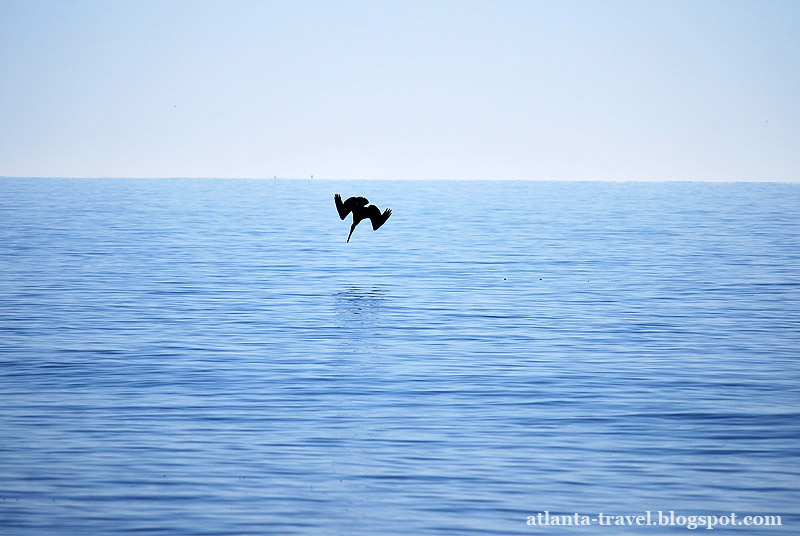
top-left (1, 0), bottom-right (798, 181)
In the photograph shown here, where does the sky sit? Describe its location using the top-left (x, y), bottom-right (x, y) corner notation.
top-left (1, 0), bottom-right (798, 181)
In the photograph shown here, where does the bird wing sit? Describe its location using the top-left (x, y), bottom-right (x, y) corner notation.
top-left (334, 193), bottom-right (353, 220)
top-left (366, 205), bottom-right (392, 230)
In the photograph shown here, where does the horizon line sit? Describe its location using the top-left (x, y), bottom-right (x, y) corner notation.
top-left (2, 175), bottom-right (799, 183)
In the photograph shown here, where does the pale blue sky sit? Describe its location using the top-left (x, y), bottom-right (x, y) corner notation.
top-left (1, 0), bottom-right (798, 180)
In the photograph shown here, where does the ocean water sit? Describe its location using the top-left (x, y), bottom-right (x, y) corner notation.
top-left (1, 178), bottom-right (798, 535)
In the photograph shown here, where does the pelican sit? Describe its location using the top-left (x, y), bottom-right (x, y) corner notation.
top-left (334, 194), bottom-right (392, 242)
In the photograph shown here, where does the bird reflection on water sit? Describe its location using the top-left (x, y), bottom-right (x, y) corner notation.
top-left (334, 286), bottom-right (386, 321)
top-left (333, 286), bottom-right (387, 351)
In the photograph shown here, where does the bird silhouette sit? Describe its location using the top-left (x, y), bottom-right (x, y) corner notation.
top-left (334, 194), bottom-right (392, 242)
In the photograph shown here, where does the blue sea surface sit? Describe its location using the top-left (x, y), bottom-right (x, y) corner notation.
top-left (1, 178), bottom-right (799, 534)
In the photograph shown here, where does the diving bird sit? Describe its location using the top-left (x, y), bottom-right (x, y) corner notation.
top-left (334, 194), bottom-right (392, 242)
